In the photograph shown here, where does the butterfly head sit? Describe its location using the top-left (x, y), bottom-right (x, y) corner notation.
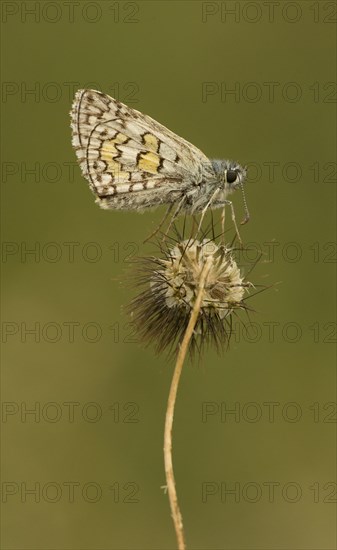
top-left (210, 159), bottom-right (247, 191)
top-left (210, 159), bottom-right (249, 224)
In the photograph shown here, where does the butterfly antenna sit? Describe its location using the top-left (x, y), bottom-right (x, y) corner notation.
top-left (240, 181), bottom-right (250, 225)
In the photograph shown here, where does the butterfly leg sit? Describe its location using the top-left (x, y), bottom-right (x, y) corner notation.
top-left (224, 200), bottom-right (242, 245)
top-left (162, 195), bottom-right (187, 241)
top-left (143, 203), bottom-right (174, 243)
top-left (196, 187), bottom-right (221, 235)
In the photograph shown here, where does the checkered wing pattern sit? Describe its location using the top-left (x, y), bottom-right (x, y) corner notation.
top-left (71, 89), bottom-right (212, 206)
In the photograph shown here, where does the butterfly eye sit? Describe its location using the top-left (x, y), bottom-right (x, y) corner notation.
top-left (226, 170), bottom-right (238, 184)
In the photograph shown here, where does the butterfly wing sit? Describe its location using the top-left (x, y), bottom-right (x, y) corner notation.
top-left (70, 89), bottom-right (214, 208)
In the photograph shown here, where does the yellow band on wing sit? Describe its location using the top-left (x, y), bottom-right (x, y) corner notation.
top-left (138, 151), bottom-right (160, 174)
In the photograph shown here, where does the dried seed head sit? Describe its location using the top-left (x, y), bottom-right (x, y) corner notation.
top-left (159, 240), bottom-right (245, 318)
top-left (129, 238), bottom-right (252, 357)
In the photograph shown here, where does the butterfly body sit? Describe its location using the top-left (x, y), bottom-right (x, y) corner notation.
top-left (71, 90), bottom-right (247, 214)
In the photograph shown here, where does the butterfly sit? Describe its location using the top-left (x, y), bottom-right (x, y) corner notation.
top-left (70, 89), bottom-right (249, 236)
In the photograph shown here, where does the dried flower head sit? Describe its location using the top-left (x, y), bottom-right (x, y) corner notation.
top-left (129, 237), bottom-right (253, 356)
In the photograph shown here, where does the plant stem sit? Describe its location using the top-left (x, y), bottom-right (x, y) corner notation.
top-left (163, 256), bottom-right (213, 550)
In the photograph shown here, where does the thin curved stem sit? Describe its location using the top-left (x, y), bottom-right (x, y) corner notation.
top-left (163, 256), bottom-right (213, 550)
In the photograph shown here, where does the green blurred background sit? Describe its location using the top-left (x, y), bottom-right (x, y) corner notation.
top-left (1, 1), bottom-right (336, 549)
